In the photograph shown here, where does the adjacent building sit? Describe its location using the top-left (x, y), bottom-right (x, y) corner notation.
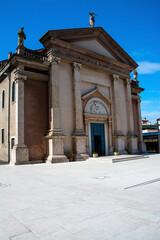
top-left (0, 26), bottom-right (146, 164)
top-left (142, 118), bottom-right (158, 153)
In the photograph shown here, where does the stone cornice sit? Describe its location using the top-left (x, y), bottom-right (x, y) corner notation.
top-left (14, 71), bottom-right (27, 82)
top-left (13, 65), bottom-right (48, 82)
top-left (44, 37), bottom-right (133, 72)
top-left (84, 113), bottom-right (109, 121)
top-left (44, 46), bottom-right (131, 78)
top-left (131, 85), bottom-right (144, 94)
top-left (131, 95), bottom-right (140, 100)
top-left (10, 55), bottom-right (50, 71)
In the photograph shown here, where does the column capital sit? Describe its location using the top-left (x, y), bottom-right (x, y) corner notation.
top-left (47, 49), bottom-right (61, 64)
top-left (113, 74), bottom-right (119, 81)
top-left (73, 62), bottom-right (82, 72)
top-left (48, 54), bottom-right (61, 64)
top-left (108, 120), bottom-right (112, 126)
top-left (126, 78), bottom-right (131, 85)
top-left (107, 116), bottom-right (112, 126)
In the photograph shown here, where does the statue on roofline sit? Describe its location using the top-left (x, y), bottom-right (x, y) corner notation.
top-left (89, 12), bottom-right (96, 28)
top-left (18, 27), bottom-right (26, 47)
top-left (133, 69), bottom-right (138, 81)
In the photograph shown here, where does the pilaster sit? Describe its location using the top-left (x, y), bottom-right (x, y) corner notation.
top-left (48, 52), bottom-right (62, 135)
top-left (72, 62), bottom-right (88, 160)
top-left (45, 51), bottom-right (68, 163)
top-left (107, 117), bottom-right (113, 155)
top-left (112, 74), bottom-right (126, 153)
top-left (126, 78), bottom-right (138, 153)
top-left (137, 99), bottom-right (146, 152)
top-left (72, 62), bottom-right (83, 134)
top-left (10, 67), bottom-right (29, 165)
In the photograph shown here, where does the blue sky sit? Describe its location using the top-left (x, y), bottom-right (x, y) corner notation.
top-left (0, 0), bottom-right (160, 123)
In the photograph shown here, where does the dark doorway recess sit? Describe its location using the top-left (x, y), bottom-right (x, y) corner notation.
top-left (94, 135), bottom-right (102, 155)
top-left (91, 123), bottom-right (105, 156)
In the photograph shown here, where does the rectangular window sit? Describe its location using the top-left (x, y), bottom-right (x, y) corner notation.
top-left (1, 129), bottom-right (4, 144)
top-left (2, 90), bottom-right (5, 109)
top-left (11, 138), bottom-right (15, 149)
top-left (12, 82), bottom-right (15, 103)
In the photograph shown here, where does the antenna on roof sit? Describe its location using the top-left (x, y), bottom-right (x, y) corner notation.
top-left (89, 12), bottom-right (96, 28)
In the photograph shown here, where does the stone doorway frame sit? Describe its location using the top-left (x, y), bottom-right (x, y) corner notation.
top-left (89, 121), bottom-right (108, 156)
top-left (82, 88), bottom-right (113, 156)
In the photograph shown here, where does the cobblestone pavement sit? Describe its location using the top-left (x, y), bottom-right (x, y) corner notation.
top-left (0, 154), bottom-right (160, 240)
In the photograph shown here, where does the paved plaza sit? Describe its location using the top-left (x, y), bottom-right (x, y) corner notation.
top-left (0, 154), bottom-right (160, 240)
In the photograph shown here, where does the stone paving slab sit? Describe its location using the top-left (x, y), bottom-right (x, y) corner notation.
top-left (0, 153), bottom-right (160, 240)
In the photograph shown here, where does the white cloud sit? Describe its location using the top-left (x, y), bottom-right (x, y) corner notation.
top-left (138, 61), bottom-right (160, 74)
top-left (142, 100), bottom-right (153, 105)
top-left (142, 111), bottom-right (160, 124)
top-left (149, 90), bottom-right (160, 94)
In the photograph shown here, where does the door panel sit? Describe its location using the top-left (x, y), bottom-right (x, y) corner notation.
top-left (91, 123), bottom-right (105, 156)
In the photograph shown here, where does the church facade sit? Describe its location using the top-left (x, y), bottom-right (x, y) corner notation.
top-left (0, 27), bottom-right (146, 164)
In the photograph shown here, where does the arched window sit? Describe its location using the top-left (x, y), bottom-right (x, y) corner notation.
top-left (2, 90), bottom-right (5, 109)
top-left (12, 82), bottom-right (15, 102)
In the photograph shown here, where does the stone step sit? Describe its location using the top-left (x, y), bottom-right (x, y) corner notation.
top-left (112, 155), bottom-right (149, 163)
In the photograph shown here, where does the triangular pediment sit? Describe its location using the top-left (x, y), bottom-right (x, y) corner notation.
top-left (40, 27), bottom-right (138, 68)
top-left (82, 88), bottom-right (112, 105)
top-left (72, 39), bottom-right (116, 60)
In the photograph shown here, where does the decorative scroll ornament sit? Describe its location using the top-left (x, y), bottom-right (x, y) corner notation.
top-left (88, 101), bottom-right (107, 115)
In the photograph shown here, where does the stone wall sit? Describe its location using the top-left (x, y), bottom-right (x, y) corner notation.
top-left (0, 76), bottom-right (8, 162)
top-left (24, 79), bottom-right (48, 161)
top-left (118, 78), bottom-right (128, 148)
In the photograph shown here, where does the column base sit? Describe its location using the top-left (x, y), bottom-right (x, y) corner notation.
top-left (72, 135), bottom-right (89, 161)
top-left (45, 134), bottom-right (68, 164)
top-left (138, 141), bottom-right (147, 153)
top-left (109, 146), bottom-right (114, 155)
top-left (46, 155), bottom-right (69, 164)
top-left (74, 153), bottom-right (89, 161)
top-left (127, 135), bottom-right (138, 154)
top-left (10, 144), bottom-right (29, 165)
top-left (113, 135), bottom-right (127, 154)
